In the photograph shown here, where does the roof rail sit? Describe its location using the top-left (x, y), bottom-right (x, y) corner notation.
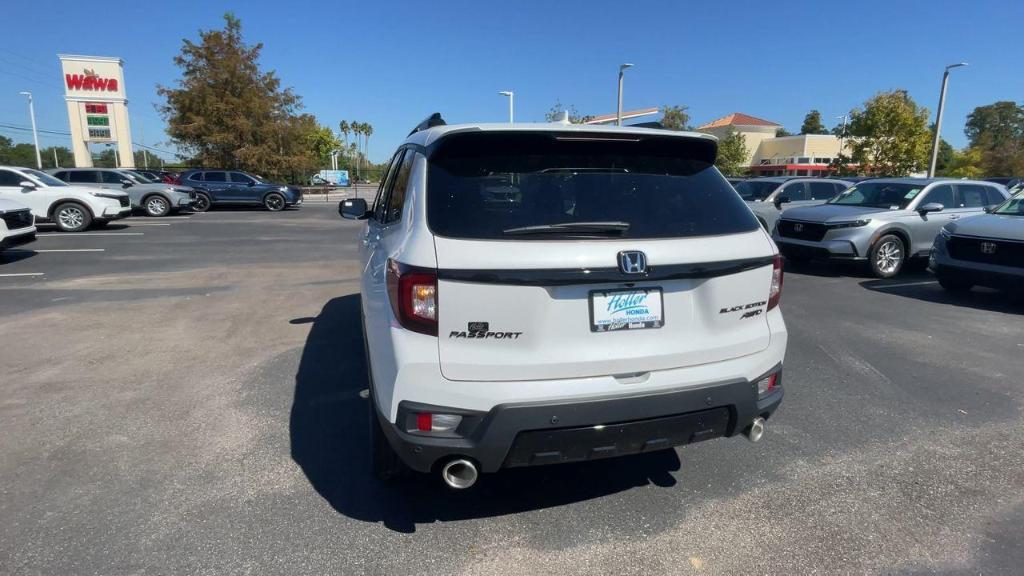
top-left (408, 113), bottom-right (446, 136)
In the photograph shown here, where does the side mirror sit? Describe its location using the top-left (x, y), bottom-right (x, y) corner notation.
top-left (918, 202), bottom-right (944, 214)
top-left (774, 195), bottom-right (791, 209)
top-left (121, 179), bottom-right (134, 187)
top-left (19, 180), bottom-right (37, 190)
top-left (339, 198), bottom-right (369, 220)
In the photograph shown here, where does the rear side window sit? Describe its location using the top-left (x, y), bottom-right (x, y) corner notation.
top-left (68, 171), bottom-right (96, 183)
top-left (230, 172), bottom-right (255, 184)
top-left (985, 186), bottom-right (1007, 205)
top-left (205, 172), bottom-right (227, 182)
top-left (957, 184), bottom-right (988, 208)
top-left (426, 132), bottom-right (757, 240)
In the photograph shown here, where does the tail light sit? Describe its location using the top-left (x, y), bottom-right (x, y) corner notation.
top-left (756, 372), bottom-right (780, 397)
top-left (386, 259), bottom-right (438, 336)
top-left (767, 254), bottom-right (783, 310)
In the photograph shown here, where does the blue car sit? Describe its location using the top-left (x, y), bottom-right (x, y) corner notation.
top-left (178, 169), bottom-right (303, 212)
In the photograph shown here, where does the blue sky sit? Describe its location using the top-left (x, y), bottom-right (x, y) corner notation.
top-left (2, 0), bottom-right (1022, 163)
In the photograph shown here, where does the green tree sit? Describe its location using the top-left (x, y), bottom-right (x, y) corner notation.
top-left (660, 105), bottom-right (691, 131)
top-left (964, 101), bottom-right (1024, 176)
top-left (935, 139), bottom-right (955, 174)
top-left (715, 128), bottom-right (749, 176)
top-left (942, 147), bottom-right (984, 179)
top-left (800, 110), bottom-right (828, 135)
top-left (0, 136), bottom-right (47, 167)
top-left (94, 148), bottom-right (117, 168)
top-left (544, 100), bottom-right (592, 124)
top-left (775, 127), bottom-right (792, 137)
top-left (158, 13), bottom-right (312, 180)
top-left (305, 123), bottom-right (340, 167)
top-left (847, 90), bottom-right (931, 176)
top-left (40, 146), bottom-right (74, 169)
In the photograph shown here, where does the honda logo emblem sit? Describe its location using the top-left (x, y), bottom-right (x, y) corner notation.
top-left (618, 251), bottom-right (647, 275)
top-left (793, 223), bottom-right (804, 232)
top-left (980, 242), bottom-right (998, 255)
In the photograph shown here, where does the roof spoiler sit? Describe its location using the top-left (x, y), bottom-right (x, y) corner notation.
top-left (409, 113), bottom-right (446, 136)
top-left (628, 121), bottom-right (664, 129)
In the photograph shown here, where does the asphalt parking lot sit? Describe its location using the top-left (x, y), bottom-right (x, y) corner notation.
top-left (1, 203), bottom-right (1022, 575)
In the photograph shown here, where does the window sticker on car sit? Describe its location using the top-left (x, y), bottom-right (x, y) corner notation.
top-left (904, 188), bottom-right (921, 199)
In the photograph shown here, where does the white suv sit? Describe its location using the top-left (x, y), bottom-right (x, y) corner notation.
top-left (0, 166), bottom-right (131, 232)
top-left (340, 117), bottom-right (787, 489)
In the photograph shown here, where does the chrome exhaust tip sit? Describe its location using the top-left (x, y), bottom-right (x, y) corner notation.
top-left (745, 417), bottom-right (766, 443)
top-left (441, 458), bottom-right (478, 490)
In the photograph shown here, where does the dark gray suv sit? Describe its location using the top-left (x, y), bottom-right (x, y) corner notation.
top-left (178, 170), bottom-right (303, 212)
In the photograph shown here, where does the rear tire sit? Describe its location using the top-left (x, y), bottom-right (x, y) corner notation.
top-left (144, 195), bottom-right (171, 217)
top-left (870, 234), bottom-right (905, 278)
top-left (53, 202), bottom-right (92, 232)
top-left (937, 274), bottom-right (973, 293)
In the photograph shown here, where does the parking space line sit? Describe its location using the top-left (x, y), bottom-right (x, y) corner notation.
top-left (122, 223), bottom-right (171, 226)
top-left (37, 233), bottom-right (143, 237)
top-left (0, 272), bottom-right (45, 277)
top-left (872, 280), bottom-right (939, 289)
top-left (7, 249), bottom-right (106, 253)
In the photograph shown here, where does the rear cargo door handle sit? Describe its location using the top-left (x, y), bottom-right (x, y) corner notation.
top-left (948, 215), bottom-right (960, 220)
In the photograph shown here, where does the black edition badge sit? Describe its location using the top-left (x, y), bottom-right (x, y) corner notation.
top-left (720, 300), bottom-right (767, 319)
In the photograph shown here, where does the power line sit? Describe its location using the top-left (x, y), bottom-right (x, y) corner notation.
top-left (0, 123), bottom-right (178, 158)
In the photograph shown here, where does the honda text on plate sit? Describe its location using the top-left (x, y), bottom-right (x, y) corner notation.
top-left (340, 115), bottom-right (787, 489)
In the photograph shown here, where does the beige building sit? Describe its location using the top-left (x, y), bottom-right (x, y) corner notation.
top-left (698, 112), bottom-right (851, 177)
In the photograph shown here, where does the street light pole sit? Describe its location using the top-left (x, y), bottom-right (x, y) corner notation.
top-left (498, 91), bottom-right (514, 123)
top-left (616, 63), bottom-right (633, 126)
top-left (928, 62), bottom-right (968, 178)
top-left (18, 91), bottom-right (42, 169)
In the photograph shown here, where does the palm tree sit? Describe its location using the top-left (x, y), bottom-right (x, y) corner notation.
top-left (363, 124), bottom-right (373, 179)
top-left (338, 120), bottom-right (350, 152)
top-left (351, 121), bottom-right (364, 179)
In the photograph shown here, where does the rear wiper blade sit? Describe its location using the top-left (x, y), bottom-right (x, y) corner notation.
top-left (502, 221), bottom-right (631, 235)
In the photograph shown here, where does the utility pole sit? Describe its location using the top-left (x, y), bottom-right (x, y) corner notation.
top-left (53, 148), bottom-right (59, 168)
top-left (18, 91), bottom-right (42, 169)
top-left (928, 62), bottom-right (968, 178)
top-left (616, 63), bottom-right (633, 126)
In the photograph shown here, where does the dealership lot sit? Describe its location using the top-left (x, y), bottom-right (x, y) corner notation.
top-left (1, 203), bottom-right (1022, 575)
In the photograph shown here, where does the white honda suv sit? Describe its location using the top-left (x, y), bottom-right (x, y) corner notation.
top-left (340, 116), bottom-right (787, 489)
top-left (0, 166), bottom-right (131, 232)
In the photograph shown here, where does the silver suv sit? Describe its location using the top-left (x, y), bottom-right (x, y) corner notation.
top-left (734, 177), bottom-right (851, 231)
top-left (774, 178), bottom-right (1009, 277)
top-left (49, 168), bottom-right (195, 217)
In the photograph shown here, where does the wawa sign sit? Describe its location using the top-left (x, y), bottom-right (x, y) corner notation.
top-left (58, 54), bottom-right (127, 100)
top-left (65, 69), bottom-right (119, 92)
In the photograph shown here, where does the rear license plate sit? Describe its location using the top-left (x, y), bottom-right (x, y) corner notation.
top-left (589, 288), bottom-right (664, 332)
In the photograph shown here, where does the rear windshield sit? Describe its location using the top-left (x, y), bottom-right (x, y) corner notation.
top-left (426, 132), bottom-right (758, 240)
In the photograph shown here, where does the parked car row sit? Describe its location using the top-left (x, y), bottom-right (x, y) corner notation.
top-left (770, 178), bottom-right (1015, 286)
top-left (0, 166), bottom-right (302, 242)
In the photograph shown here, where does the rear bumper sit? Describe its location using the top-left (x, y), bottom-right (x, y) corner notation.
top-left (378, 369), bottom-right (784, 474)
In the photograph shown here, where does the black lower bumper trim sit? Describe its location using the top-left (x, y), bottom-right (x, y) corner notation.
top-left (933, 263), bottom-right (1024, 290)
top-left (379, 369), bottom-right (784, 474)
top-left (503, 406), bottom-right (730, 468)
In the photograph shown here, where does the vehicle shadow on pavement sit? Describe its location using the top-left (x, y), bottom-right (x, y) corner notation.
top-left (290, 294), bottom-right (683, 533)
top-left (860, 279), bottom-right (1023, 315)
top-left (0, 250), bottom-right (37, 265)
